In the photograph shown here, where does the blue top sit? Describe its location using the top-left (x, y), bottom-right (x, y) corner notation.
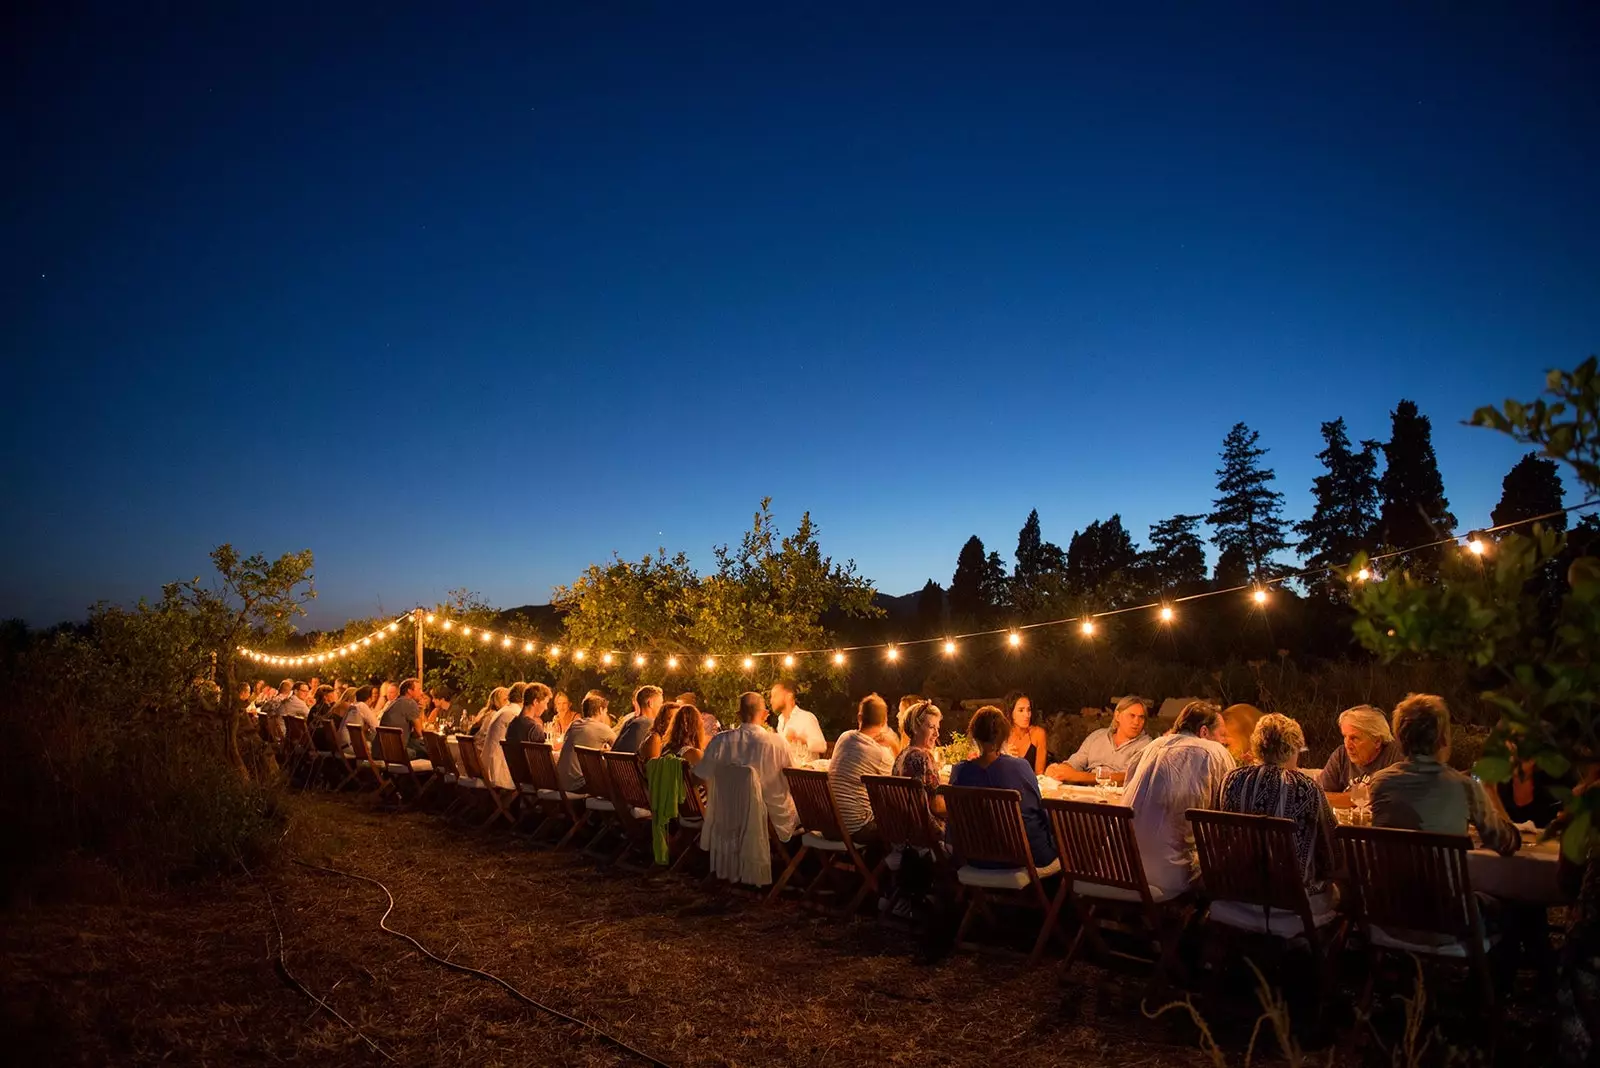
top-left (948, 754), bottom-right (1058, 869)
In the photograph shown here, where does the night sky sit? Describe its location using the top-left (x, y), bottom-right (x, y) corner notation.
top-left (6, 3), bottom-right (1597, 628)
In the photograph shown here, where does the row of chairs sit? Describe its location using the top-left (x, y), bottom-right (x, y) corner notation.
top-left (294, 724), bottom-right (1496, 1034)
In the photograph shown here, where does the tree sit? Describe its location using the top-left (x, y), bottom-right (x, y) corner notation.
top-left (1141, 513), bottom-right (1209, 596)
top-left (167, 545), bottom-right (316, 778)
top-left (916, 579), bottom-right (946, 634)
top-left (981, 550), bottom-right (1010, 612)
top-left (1064, 514), bottom-right (1142, 607)
top-left (1492, 452), bottom-right (1567, 531)
top-left (1377, 399), bottom-right (1457, 575)
top-left (1351, 357), bottom-right (1600, 1062)
top-left (1295, 418), bottom-right (1382, 598)
top-left (949, 536), bottom-right (992, 619)
top-left (554, 499), bottom-right (879, 711)
top-left (1208, 422), bottom-right (1290, 579)
top-left (1213, 543), bottom-right (1250, 588)
top-left (1011, 509), bottom-right (1066, 614)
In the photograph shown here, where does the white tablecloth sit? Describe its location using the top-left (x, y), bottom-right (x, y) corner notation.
top-left (1468, 837), bottom-right (1566, 905)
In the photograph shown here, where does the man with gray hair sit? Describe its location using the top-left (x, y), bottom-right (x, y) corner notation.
top-left (1122, 699), bottom-right (1237, 897)
top-left (1317, 704), bottom-right (1403, 792)
top-left (1046, 695), bottom-right (1153, 784)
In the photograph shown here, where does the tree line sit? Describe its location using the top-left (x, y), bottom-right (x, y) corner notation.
top-left (928, 398), bottom-right (1589, 627)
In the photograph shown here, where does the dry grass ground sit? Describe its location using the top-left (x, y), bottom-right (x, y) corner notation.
top-left (4, 792), bottom-right (1226, 1068)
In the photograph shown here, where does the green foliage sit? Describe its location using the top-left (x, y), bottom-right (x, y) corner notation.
top-left (1492, 452), bottom-right (1568, 530)
top-left (1295, 417), bottom-right (1381, 599)
top-left (1012, 508), bottom-right (1067, 615)
top-left (1064, 514), bottom-right (1142, 608)
top-left (1208, 421), bottom-right (1291, 579)
top-left (1140, 513), bottom-right (1209, 597)
top-left (1377, 399), bottom-right (1457, 576)
top-left (1352, 360), bottom-right (1600, 862)
top-left (553, 499), bottom-right (881, 714)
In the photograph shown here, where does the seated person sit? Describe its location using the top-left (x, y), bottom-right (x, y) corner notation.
top-left (893, 699), bottom-right (946, 824)
top-left (339, 684), bottom-right (380, 751)
top-left (1318, 704), bottom-right (1404, 792)
top-left (666, 703), bottom-right (708, 767)
top-left (612, 685), bottom-right (664, 754)
top-left (948, 705), bottom-right (1057, 869)
top-left (828, 694), bottom-right (897, 841)
top-left (1046, 695), bottom-right (1153, 783)
top-left (1004, 692), bottom-right (1047, 774)
top-left (1123, 700), bottom-right (1236, 897)
top-left (1491, 744), bottom-right (1565, 829)
top-left (694, 691), bottom-right (798, 841)
top-left (555, 692), bottom-right (617, 793)
top-left (1220, 714), bottom-right (1339, 907)
top-left (506, 682), bottom-right (551, 746)
top-left (1220, 703), bottom-right (1261, 765)
top-left (1370, 693), bottom-right (1519, 856)
top-left (378, 678), bottom-right (428, 758)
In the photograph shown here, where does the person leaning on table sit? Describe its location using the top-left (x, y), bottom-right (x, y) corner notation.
top-left (1045, 694), bottom-right (1153, 784)
top-left (1317, 704), bottom-right (1404, 792)
top-left (1369, 694), bottom-right (1519, 856)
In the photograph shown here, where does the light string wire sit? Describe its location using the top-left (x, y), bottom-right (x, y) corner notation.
top-left (240, 498), bottom-right (1597, 668)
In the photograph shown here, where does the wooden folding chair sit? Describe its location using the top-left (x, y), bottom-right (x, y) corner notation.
top-left (667, 762), bottom-right (710, 873)
top-left (283, 715), bottom-right (313, 786)
top-left (345, 727), bottom-right (390, 798)
top-left (522, 741), bottom-right (588, 847)
top-left (454, 735), bottom-right (514, 829)
top-left (1188, 809), bottom-right (1345, 1005)
top-left (601, 752), bottom-right (656, 868)
top-left (1338, 824), bottom-right (1496, 1047)
top-left (574, 746), bottom-right (624, 860)
top-left (768, 768), bottom-right (880, 913)
top-left (501, 736), bottom-right (542, 832)
top-left (307, 721), bottom-right (341, 790)
top-left (421, 732), bottom-right (465, 816)
top-left (1033, 799), bottom-right (1190, 987)
top-left (938, 784), bottom-right (1061, 953)
top-left (375, 726), bottom-right (434, 808)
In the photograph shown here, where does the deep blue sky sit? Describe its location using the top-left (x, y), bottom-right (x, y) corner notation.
top-left (6, 3), bottom-right (1597, 628)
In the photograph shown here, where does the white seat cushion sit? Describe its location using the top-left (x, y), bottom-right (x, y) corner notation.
top-left (585, 797), bottom-right (616, 812)
top-left (677, 816), bottom-right (703, 828)
top-left (517, 782), bottom-right (538, 794)
top-left (441, 773), bottom-right (457, 784)
top-left (1072, 880), bottom-right (1179, 905)
top-left (313, 749), bottom-right (335, 758)
top-left (630, 806), bottom-right (651, 820)
top-left (801, 832), bottom-right (849, 852)
top-left (1370, 924), bottom-right (1492, 958)
top-left (536, 788), bottom-right (565, 801)
top-left (1209, 899), bottom-right (1339, 937)
top-left (957, 857), bottom-right (1062, 889)
top-left (456, 776), bottom-right (485, 789)
top-left (409, 759), bottom-right (433, 772)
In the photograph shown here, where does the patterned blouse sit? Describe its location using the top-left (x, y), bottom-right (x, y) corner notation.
top-left (1220, 763), bottom-right (1339, 893)
top-left (893, 745), bottom-right (940, 790)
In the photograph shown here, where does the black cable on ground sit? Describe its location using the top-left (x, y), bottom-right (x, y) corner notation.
top-left (244, 862), bottom-right (398, 1063)
top-left (292, 858), bottom-right (672, 1068)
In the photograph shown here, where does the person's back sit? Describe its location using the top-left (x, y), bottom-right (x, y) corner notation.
top-left (479, 705), bottom-right (521, 788)
top-left (948, 751), bottom-right (1057, 868)
top-left (1218, 714), bottom-right (1336, 895)
top-left (611, 714), bottom-right (655, 756)
top-left (505, 707), bottom-right (545, 746)
top-left (556, 695), bottom-right (616, 792)
top-left (1123, 703), bottom-right (1236, 895)
top-left (695, 693), bottom-right (798, 840)
top-left (829, 728), bottom-right (893, 836)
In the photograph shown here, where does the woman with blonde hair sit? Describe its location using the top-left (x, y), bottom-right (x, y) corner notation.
top-left (1220, 713), bottom-right (1339, 905)
top-left (463, 686), bottom-right (509, 736)
top-left (1220, 703), bottom-right (1262, 765)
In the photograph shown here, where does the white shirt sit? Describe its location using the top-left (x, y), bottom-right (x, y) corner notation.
top-left (1122, 732), bottom-right (1237, 895)
top-left (775, 706), bottom-right (826, 756)
top-left (479, 705), bottom-right (521, 789)
top-left (342, 701), bottom-right (380, 736)
top-left (695, 722), bottom-right (799, 840)
top-left (828, 729), bottom-right (894, 834)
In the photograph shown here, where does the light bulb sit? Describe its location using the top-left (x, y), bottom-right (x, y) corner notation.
top-left (1008, 631), bottom-right (1021, 647)
top-left (703, 656), bottom-right (717, 670)
top-left (667, 656), bottom-right (679, 669)
top-left (425, 614), bottom-right (435, 623)
top-left (459, 626), bottom-right (470, 636)
top-left (782, 654), bottom-right (795, 668)
top-left (362, 636), bottom-right (372, 646)
top-left (635, 654), bottom-right (647, 667)
top-left (443, 620), bottom-right (454, 630)
top-left (573, 649), bottom-right (585, 661)
top-left (886, 646), bottom-right (899, 661)
top-left (523, 641), bottom-right (534, 653)
top-left (1467, 538), bottom-right (1486, 556)
top-left (602, 652), bottom-right (614, 665)
top-left (943, 640), bottom-right (956, 655)
top-left (1159, 605), bottom-right (1174, 622)
top-left (1356, 567), bottom-right (1371, 582)
top-left (742, 656), bottom-right (755, 670)
top-left (502, 636), bottom-right (512, 647)
top-left (388, 622), bottom-right (399, 632)
top-left (1253, 588), bottom-right (1268, 605)
top-left (549, 645), bottom-right (561, 658)
top-left (833, 652), bottom-right (846, 665)
top-left (481, 631), bottom-right (493, 643)
top-left (1080, 620), bottom-right (1095, 636)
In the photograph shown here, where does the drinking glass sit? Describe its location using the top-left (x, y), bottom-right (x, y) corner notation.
top-left (1349, 777), bottom-right (1371, 824)
top-left (1094, 764), bottom-right (1112, 797)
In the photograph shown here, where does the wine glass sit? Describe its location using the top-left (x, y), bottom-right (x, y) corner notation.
top-left (1094, 764), bottom-right (1112, 798)
top-left (1349, 776), bottom-right (1372, 823)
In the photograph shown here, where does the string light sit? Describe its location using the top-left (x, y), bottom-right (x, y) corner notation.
top-left (481, 631), bottom-right (493, 643)
top-left (459, 626), bottom-right (470, 636)
top-left (1159, 605), bottom-right (1175, 622)
top-left (1080, 619), bottom-right (1095, 637)
top-left (1355, 568), bottom-right (1371, 582)
top-left (549, 645), bottom-right (562, 659)
top-left (886, 645), bottom-right (899, 661)
top-left (502, 636), bottom-right (512, 648)
top-left (783, 654), bottom-right (795, 668)
top-left (833, 652), bottom-right (846, 665)
top-left (426, 614), bottom-right (435, 623)
top-left (523, 641), bottom-right (534, 652)
top-left (1008, 631), bottom-right (1022, 647)
top-left (1252, 588), bottom-right (1269, 605)
top-left (704, 656), bottom-right (717, 670)
top-left (362, 636), bottom-right (372, 646)
top-left (942, 639), bottom-right (957, 656)
top-left (573, 650), bottom-right (585, 662)
top-left (601, 652), bottom-right (614, 666)
top-left (443, 620), bottom-right (454, 630)
top-left (1467, 538), bottom-right (1486, 556)
top-left (667, 656), bottom-right (679, 670)
top-left (635, 654), bottom-right (648, 667)
top-left (387, 622), bottom-right (399, 632)
top-left (742, 656), bottom-right (755, 670)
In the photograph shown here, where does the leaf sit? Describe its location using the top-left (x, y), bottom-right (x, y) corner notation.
top-left (1561, 810), bottom-right (1593, 865)
top-left (1472, 754), bottom-right (1512, 784)
top-left (1532, 750), bottom-right (1572, 778)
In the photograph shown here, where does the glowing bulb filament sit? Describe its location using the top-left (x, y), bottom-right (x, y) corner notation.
top-left (942, 640), bottom-right (956, 655)
top-left (1159, 605), bottom-right (1174, 622)
top-left (782, 654), bottom-right (795, 668)
top-left (1080, 620), bottom-right (1095, 636)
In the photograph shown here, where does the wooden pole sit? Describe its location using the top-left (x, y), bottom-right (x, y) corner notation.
top-left (414, 609), bottom-right (424, 684)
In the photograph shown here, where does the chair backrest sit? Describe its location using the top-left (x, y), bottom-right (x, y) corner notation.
top-left (1045, 799), bottom-right (1151, 897)
top-left (575, 746), bottom-right (613, 802)
top-left (1187, 808), bottom-right (1310, 913)
top-left (862, 774), bottom-right (941, 852)
top-left (785, 768), bottom-right (846, 841)
top-left (285, 716), bottom-right (310, 746)
top-left (681, 762), bottom-right (707, 817)
top-left (375, 726), bottom-right (410, 769)
top-left (523, 742), bottom-right (564, 793)
top-left (256, 714), bottom-right (274, 743)
top-left (312, 720), bottom-right (339, 754)
top-left (1338, 824), bottom-right (1479, 939)
top-left (502, 738), bottom-right (535, 789)
top-left (422, 732), bottom-right (458, 775)
top-left (939, 784), bottom-right (1037, 870)
top-left (348, 726), bottom-right (376, 764)
top-left (455, 735), bottom-right (488, 781)
top-left (603, 751), bottom-right (651, 811)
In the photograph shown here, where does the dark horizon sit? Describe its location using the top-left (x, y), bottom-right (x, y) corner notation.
top-left (7, 3), bottom-right (1598, 628)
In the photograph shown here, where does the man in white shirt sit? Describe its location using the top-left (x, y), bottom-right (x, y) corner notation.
top-left (828, 693), bottom-right (895, 840)
top-left (771, 680), bottom-right (825, 758)
top-left (339, 684), bottom-right (381, 752)
top-left (695, 691), bottom-right (799, 841)
top-left (1122, 700), bottom-right (1236, 897)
